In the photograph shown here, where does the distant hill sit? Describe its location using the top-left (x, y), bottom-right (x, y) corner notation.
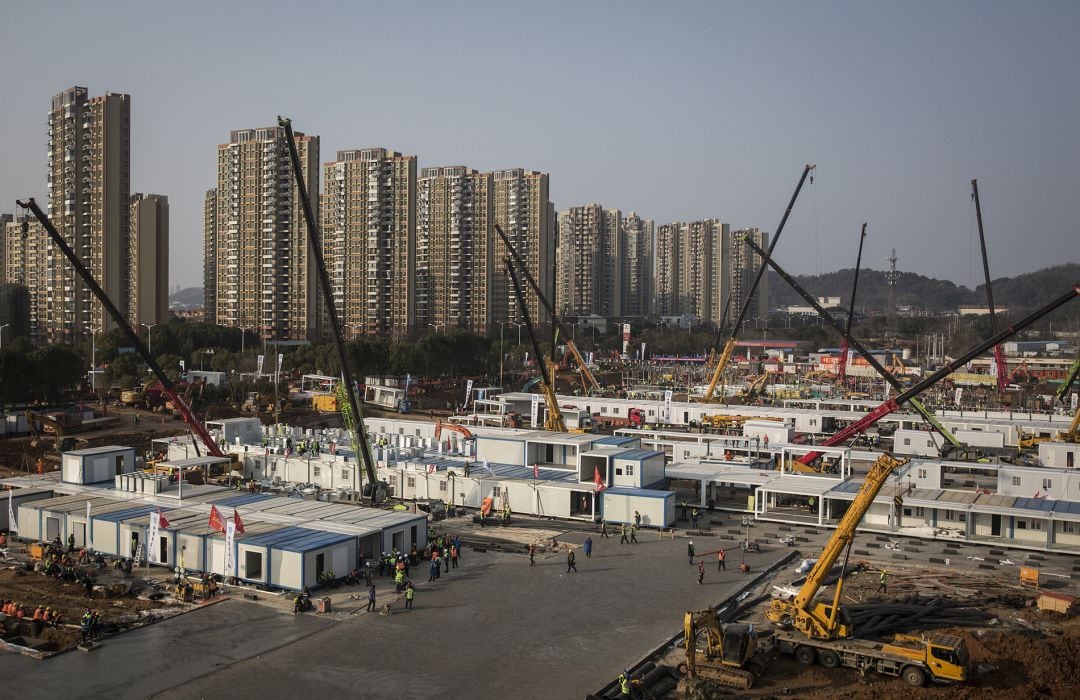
top-left (768, 263), bottom-right (1080, 316)
top-left (169, 287), bottom-right (203, 310)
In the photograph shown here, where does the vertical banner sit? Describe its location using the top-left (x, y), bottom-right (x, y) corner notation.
top-left (224, 519), bottom-right (237, 579)
top-left (1072, 392), bottom-right (1078, 411)
top-left (276, 353), bottom-right (284, 381)
top-left (179, 360), bottom-right (186, 373)
top-left (86, 501), bottom-right (92, 550)
top-left (531, 394), bottom-right (541, 428)
top-left (664, 390), bottom-right (673, 423)
top-left (7, 489), bottom-right (17, 534)
top-left (622, 323), bottom-right (631, 356)
top-left (147, 512), bottom-right (160, 563)
top-left (587, 352), bottom-right (594, 366)
top-left (954, 388), bottom-right (963, 406)
top-left (404, 373), bottom-right (411, 395)
top-left (465, 379), bottom-right (474, 407)
top-left (641, 342), bottom-right (646, 361)
top-left (256, 354), bottom-right (265, 378)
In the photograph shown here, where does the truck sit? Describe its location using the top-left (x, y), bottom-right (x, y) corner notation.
top-left (592, 407), bottom-right (646, 429)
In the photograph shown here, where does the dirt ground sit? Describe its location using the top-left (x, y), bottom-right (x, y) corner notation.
top-left (0, 563), bottom-right (177, 652)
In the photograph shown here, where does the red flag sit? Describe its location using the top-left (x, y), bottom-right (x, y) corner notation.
top-left (233, 508), bottom-right (245, 535)
top-left (593, 466), bottom-right (606, 493)
top-left (533, 463), bottom-right (540, 479)
top-left (157, 509), bottom-right (171, 530)
top-left (208, 505), bottom-right (226, 534)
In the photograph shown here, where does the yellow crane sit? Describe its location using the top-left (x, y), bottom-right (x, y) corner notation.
top-left (505, 257), bottom-right (566, 433)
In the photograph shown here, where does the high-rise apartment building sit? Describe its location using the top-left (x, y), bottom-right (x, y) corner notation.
top-left (46, 86), bottom-right (131, 341)
top-left (213, 127), bottom-right (319, 341)
top-left (129, 194), bottom-right (169, 328)
top-left (555, 204), bottom-right (622, 318)
top-left (0, 213), bottom-right (10, 282)
top-left (3, 216), bottom-right (48, 340)
top-left (416, 166), bottom-right (493, 332)
top-left (491, 169), bottom-right (554, 329)
top-left (621, 212), bottom-right (654, 317)
top-left (321, 148), bottom-right (416, 337)
top-left (723, 227), bottom-right (770, 322)
top-left (653, 219), bottom-right (729, 324)
top-left (203, 189), bottom-right (217, 324)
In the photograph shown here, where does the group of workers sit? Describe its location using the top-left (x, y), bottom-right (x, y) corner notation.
top-left (1, 600), bottom-right (64, 628)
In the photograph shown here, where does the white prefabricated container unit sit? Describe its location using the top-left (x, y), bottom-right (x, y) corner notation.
top-left (62, 445), bottom-right (137, 485)
top-left (235, 526), bottom-right (357, 590)
top-left (1, 487), bottom-right (54, 532)
top-left (601, 487), bottom-right (675, 528)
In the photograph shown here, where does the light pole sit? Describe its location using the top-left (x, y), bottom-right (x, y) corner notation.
top-left (514, 322), bottom-right (526, 346)
top-left (428, 322), bottom-right (445, 334)
top-left (0, 323), bottom-right (8, 349)
top-left (240, 327), bottom-right (246, 354)
top-left (90, 326), bottom-right (102, 393)
top-left (141, 323), bottom-right (157, 360)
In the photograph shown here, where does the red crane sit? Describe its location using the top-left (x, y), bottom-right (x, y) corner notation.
top-left (972, 179), bottom-right (1008, 392)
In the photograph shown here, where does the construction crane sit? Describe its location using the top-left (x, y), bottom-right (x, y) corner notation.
top-left (739, 235), bottom-right (967, 463)
top-left (766, 452), bottom-right (970, 687)
top-left (972, 179), bottom-right (1008, 391)
top-left (279, 117), bottom-right (385, 502)
top-left (505, 257), bottom-right (566, 432)
top-left (746, 234), bottom-right (1080, 465)
top-left (702, 164), bottom-right (816, 402)
top-left (16, 199), bottom-right (225, 461)
top-left (836, 224), bottom-right (868, 384)
top-left (494, 223), bottom-right (602, 396)
top-left (1056, 353), bottom-right (1079, 406)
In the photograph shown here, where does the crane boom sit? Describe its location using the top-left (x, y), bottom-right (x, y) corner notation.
top-left (972, 179), bottom-right (1007, 391)
top-left (1055, 354), bottom-right (1079, 405)
top-left (766, 453), bottom-right (908, 639)
top-left (278, 117), bottom-right (380, 496)
top-left (837, 224), bottom-right (868, 384)
top-left (505, 257), bottom-right (566, 432)
top-left (16, 198), bottom-right (224, 459)
top-left (703, 164), bottom-right (816, 402)
top-left (494, 224), bottom-right (601, 395)
top-left (740, 235), bottom-right (963, 454)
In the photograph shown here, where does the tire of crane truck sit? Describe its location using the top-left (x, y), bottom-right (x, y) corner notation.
top-left (902, 666), bottom-right (927, 687)
top-left (794, 646), bottom-right (816, 665)
top-left (817, 649), bottom-right (840, 668)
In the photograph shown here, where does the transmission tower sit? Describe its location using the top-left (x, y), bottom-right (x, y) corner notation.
top-left (886, 248), bottom-right (899, 315)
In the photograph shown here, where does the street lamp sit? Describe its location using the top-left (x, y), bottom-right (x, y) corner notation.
top-left (141, 323), bottom-right (157, 360)
top-left (0, 323), bottom-right (9, 349)
top-left (428, 323), bottom-right (445, 334)
top-left (240, 327), bottom-right (246, 354)
top-left (513, 322), bottom-right (526, 346)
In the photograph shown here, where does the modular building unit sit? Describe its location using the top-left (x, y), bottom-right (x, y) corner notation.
top-left (207, 417), bottom-right (263, 446)
top-left (1, 487), bottom-right (54, 532)
top-left (96, 505), bottom-right (157, 557)
top-left (61, 445), bottom-right (136, 485)
top-left (601, 487), bottom-right (675, 527)
top-left (235, 526), bottom-right (357, 590)
top-left (893, 429), bottom-right (940, 457)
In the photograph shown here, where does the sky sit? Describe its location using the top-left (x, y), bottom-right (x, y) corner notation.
top-left (2, 1), bottom-right (1078, 291)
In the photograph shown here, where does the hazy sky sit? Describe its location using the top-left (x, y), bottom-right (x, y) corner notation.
top-left (2, 1), bottom-right (1078, 291)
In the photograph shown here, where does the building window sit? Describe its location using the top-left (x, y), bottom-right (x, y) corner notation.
top-left (1063, 521), bottom-right (1077, 534)
top-left (388, 475), bottom-right (396, 485)
top-left (615, 468), bottom-right (623, 476)
top-left (1032, 520), bottom-right (1043, 531)
top-left (313, 466), bottom-right (321, 477)
top-left (600, 407), bottom-right (607, 414)
top-left (493, 486), bottom-right (501, 497)
top-left (903, 438), bottom-right (911, 446)
top-left (626, 465), bottom-right (635, 477)
top-left (1043, 478), bottom-right (1053, 490)
top-left (916, 507), bottom-right (925, 517)
top-left (407, 476), bottom-right (415, 488)
top-left (1017, 520), bottom-right (1027, 530)
top-left (440, 481), bottom-right (447, 492)
top-left (1012, 476), bottom-right (1022, 487)
top-left (917, 468), bottom-right (927, 479)
top-left (944, 510), bottom-right (954, 521)
top-left (342, 470), bottom-right (349, 481)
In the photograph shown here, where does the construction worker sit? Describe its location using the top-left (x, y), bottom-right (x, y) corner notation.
top-left (634, 511), bottom-right (642, 527)
top-left (630, 523), bottom-right (639, 544)
top-left (618, 672), bottom-right (631, 696)
top-left (717, 548), bottom-right (726, 571)
top-left (691, 508), bottom-right (699, 528)
top-left (878, 569), bottom-right (889, 594)
top-left (583, 536), bottom-right (593, 559)
top-left (67, 533), bottom-right (75, 552)
top-left (366, 583), bottom-right (377, 612)
top-left (566, 549), bottom-right (577, 573)
top-left (394, 567), bottom-right (405, 592)
top-left (404, 582), bottom-right (415, 610)
top-left (688, 541), bottom-right (695, 565)
top-left (697, 560), bottom-right (705, 585)
top-left (80, 609), bottom-right (93, 643)
top-left (450, 544), bottom-right (458, 569)
top-left (619, 523), bottom-right (629, 545)
top-left (600, 519), bottom-right (609, 538)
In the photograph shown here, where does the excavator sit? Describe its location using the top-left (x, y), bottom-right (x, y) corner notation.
top-left (701, 164), bottom-right (815, 403)
top-left (678, 608), bottom-right (759, 692)
top-left (495, 224), bottom-right (604, 396)
top-left (25, 410), bottom-right (85, 453)
top-left (765, 453), bottom-right (970, 687)
top-left (505, 256), bottom-right (566, 433)
top-left (434, 419), bottom-right (474, 443)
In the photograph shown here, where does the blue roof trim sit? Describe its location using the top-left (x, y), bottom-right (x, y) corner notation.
top-left (214, 493), bottom-right (276, 508)
top-left (602, 487), bottom-right (674, 499)
top-left (99, 505), bottom-right (157, 523)
top-left (1012, 497), bottom-right (1055, 513)
top-left (594, 436), bottom-right (638, 447)
top-left (239, 525), bottom-right (352, 552)
top-left (614, 449), bottom-right (664, 462)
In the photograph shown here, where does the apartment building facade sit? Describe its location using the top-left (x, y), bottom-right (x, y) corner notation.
top-left (621, 212), bottom-right (654, 317)
top-left (723, 227), bottom-right (770, 322)
top-left (203, 189), bottom-right (217, 325)
top-left (491, 169), bottom-right (555, 330)
top-left (44, 87), bottom-right (131, 342)
top-left (555, 204), bottom-right (622, 318)
top-left (322, 148), bottom-right (416, 337)
top-left (213, 126), bottom-right (319, 341)
top-left (128, 193), bottom-right (169, 328)
top-left (415, 166), bottom-right (493, 333)
top-left (3, 216), bottom-right (47, 341)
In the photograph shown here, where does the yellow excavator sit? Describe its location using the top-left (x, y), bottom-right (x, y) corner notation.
top-left (25, 410), bottom-right (85, 452)
top-left (678, 609), bottom-right (759, 692)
